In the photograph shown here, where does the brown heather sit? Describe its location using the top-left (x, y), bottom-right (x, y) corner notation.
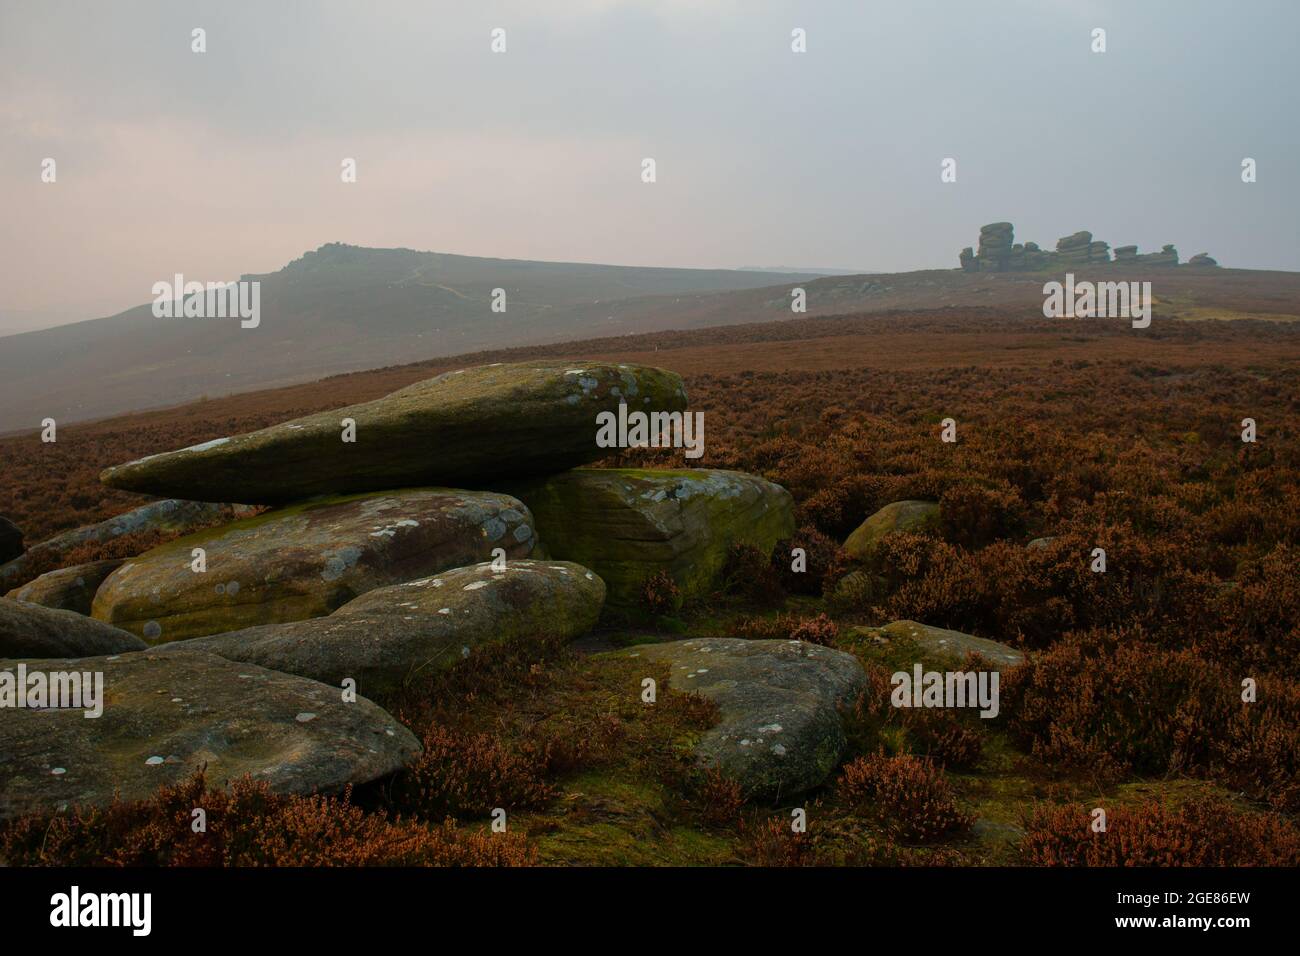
top-left (2, 309), bottom-right (1298, 865)
top-left (0, 771), bottom-right (535, 867)
top-left (1020, 798), bottom-right (1300, 866)
top-left (732, 611), bottom-right (839, 646)
top-left (836, 751), bottom-right (974, 842)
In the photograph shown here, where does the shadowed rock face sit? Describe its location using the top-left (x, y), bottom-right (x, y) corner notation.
top-left (0, 517), bottom-right (22, 564)
top-left (0, 650), bottom-right (419, 820)
top-left (0, 598), bottom-right (146, 658)
top-left (610, 638), bottom-right (866, 801)
top-left (0, 500), bottom-right (247, 591)
top-left (503, 468), bottom-right (795, 608)
top-left (166, 560), bottom-right (605, 700)
top-left (91, 489), bottom-right (537, 643)
top-left (98, 362), bottom-right (689, 504)
top-left (6, 559), bottom-right (125, 615)
top-left (842, 499), bottom-right (939, 560)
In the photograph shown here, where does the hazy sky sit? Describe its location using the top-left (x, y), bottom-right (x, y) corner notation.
top-left (1, 0), bottom-right (1296, 330)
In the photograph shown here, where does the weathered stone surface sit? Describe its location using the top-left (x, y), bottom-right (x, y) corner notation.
top-left (0, 598), bottom-right (146, 658)
top-left (91, 489), bottom-right (537, 643)
top-left (843, 500), bottom-right (939, 561)
top-left (166, 560), bottom-right (605, 699)
top-left (0, 650), bottom-right (419, 820)
top-left (0, 517), bottom-right (22, 564)
top-left (1026, 536), bottom-right (1056, 550)
top-left (6, 559), bottom-right (125, 615)
top-left (99, 362), bottom-right (689, 504)
top-left (610, 638), bottom-right (866, 800)
top-left (0, 500), bottom-right (249, 591)
top-left (502, 468), bottom-right (795, 608)
top-left (863, 620), bottom-right (1024, 667)
top-left (1188, 253), bottom-right (1219, 267)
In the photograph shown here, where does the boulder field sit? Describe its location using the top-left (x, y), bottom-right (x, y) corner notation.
top-left (91, 488), bottom-right (537, 643)
top-left (0, 359), bottom-right (856, 822)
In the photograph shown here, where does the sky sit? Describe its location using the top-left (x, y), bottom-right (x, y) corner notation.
top-left (1, 0), bottom-right (1297, 332)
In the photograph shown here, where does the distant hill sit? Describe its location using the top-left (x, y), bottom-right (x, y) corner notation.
top-left (1, 243), bottom-right (1296, 433)
top-left (0, 245), bottom-right (821, 432)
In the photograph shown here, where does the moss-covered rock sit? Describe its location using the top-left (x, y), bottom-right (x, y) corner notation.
top-left (6, 559), bottom-right (125, 615)
top-left (0, 650), bottom-right (419, 820)
top-left (0, 500), bottom-right (248, 591)
top-left (91, 489), bottom-right (536, 643)
top-left (842, 500), bottom-right (939, 560)
top-left (99, 362), bottom-right (688, 503)
top-left (503, 468), bottom-right (794, 609)
top-left (608, 638), bottom-right (866, 801)
top-left (0, 597), bottom-right (146, 658)
top-left (165, 560), bottom-right (605, 700)
top-left (856, 620), bottom-right (1024, 667)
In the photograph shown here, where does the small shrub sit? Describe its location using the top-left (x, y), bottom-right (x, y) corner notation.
top-left (735, 815), bottom-right (818, 867)
top-left (640, 569), bottom-right (682, 617)
top-left (836, 751), bottom-right (973, 842)
top-left (693, 768), bottom-right (745, 829)
top-left (732, 612), bottom-right (837, 646)
top-left (774, 525), bottom-right (852, 596)
top-left (386, 724), bottom-right (554, 820)
top-left (719, 542), bottom-right (784, 604)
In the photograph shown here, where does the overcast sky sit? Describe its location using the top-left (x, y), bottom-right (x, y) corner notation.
top-left (1, 0), bottom-right (1296, 331)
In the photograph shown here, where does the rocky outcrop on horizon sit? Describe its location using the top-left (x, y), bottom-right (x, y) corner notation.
top-left (959, 222), bottom-right (1213, 272)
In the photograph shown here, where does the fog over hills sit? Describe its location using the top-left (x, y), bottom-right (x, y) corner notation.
top-left (0, 244), bottom-right (822, 432)
top-left (2, 242), bottom-right (1297, 435)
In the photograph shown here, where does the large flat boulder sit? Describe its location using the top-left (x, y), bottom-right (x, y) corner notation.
top-left (503, 468), bottom-right (795, 608)
top-left (611, 638), bottom-right (866, 801)
top-left (0, 650), bottom-right (419, 820)
top-left (0, 598), bottom-right (146, 658)
top-left (166, 560), bottom-right (605, 699)
top-left (6, 559), bottom-right (125, 615)
top-left (843, 500), bottom-right (939, 560)
top-left (99, 362), bottom-right (689, 504)
top-left (91, 489), bottom-right (537, 643)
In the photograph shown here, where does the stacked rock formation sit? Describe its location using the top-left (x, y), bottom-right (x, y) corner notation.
top-left (959, 222), bottom-right (1192, 271)
top-left (1054, 231), bottom-right (1095, 266)
top-left (975, 222), bottom-right (1014, 271)
top-left (1, 360), bottom-right (818, 815)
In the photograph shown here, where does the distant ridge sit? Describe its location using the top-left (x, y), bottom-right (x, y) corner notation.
top-left (0, 245), bottom-right (821, 432)
top-left (1, 242), bottom-right (1295, 434)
